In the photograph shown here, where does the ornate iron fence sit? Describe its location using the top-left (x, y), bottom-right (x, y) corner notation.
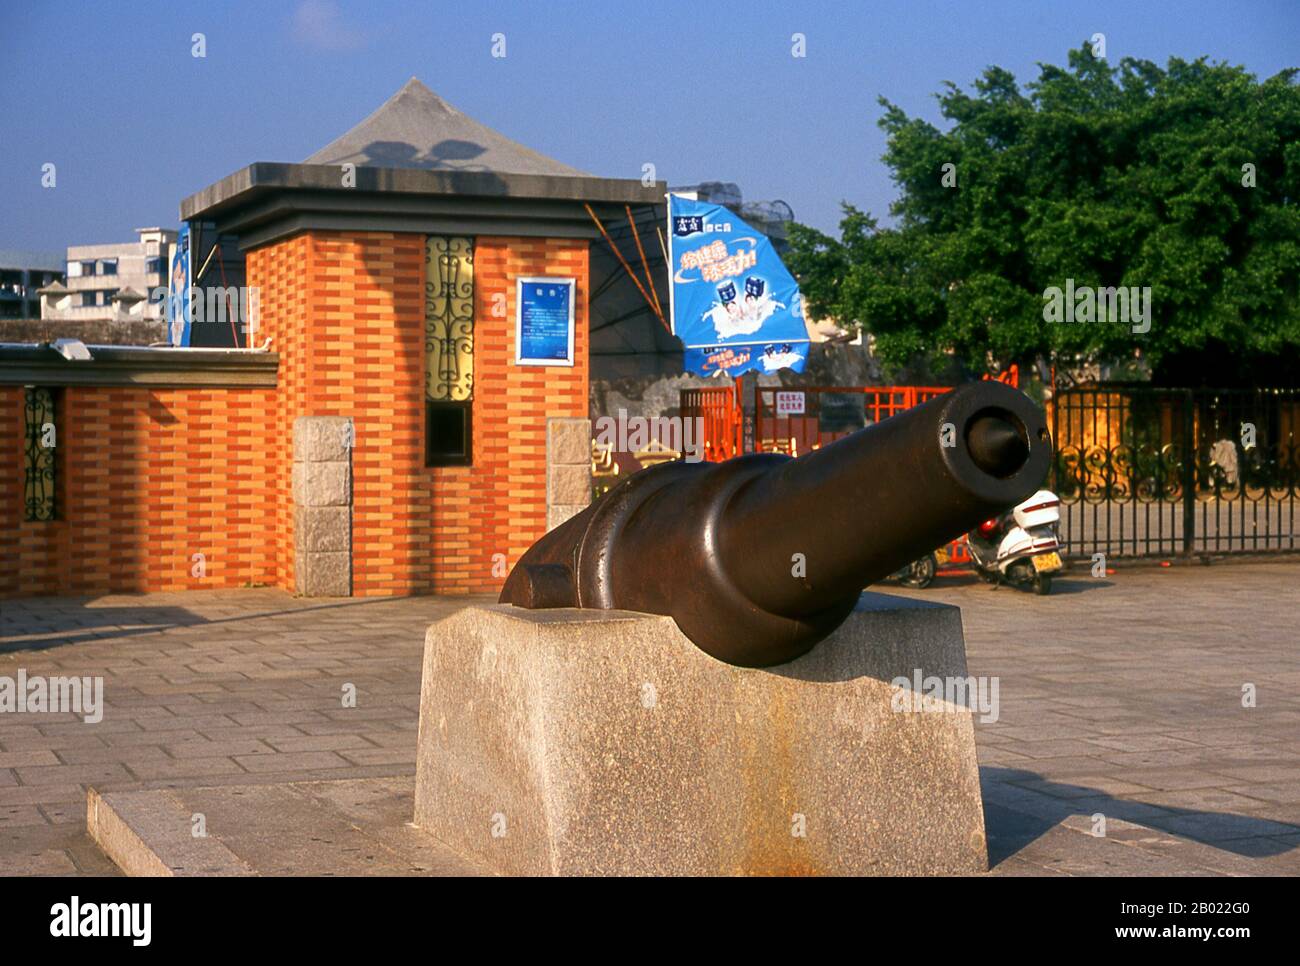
top-left (23, 386), bottom-right (56, 521)
top-left (1051, 386), bottom-right (1300, 558)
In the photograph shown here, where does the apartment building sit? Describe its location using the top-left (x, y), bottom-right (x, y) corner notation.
top-left (0, 250), bottom-right (64, 320)
top-left (40, 227), bottom-right (176, 323)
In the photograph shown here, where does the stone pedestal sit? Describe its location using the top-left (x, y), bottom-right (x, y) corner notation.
top-left (413, 595), bottom-right (987, 876)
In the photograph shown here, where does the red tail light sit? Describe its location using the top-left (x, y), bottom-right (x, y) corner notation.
top-left (978, 518), bottom-right (999, 536)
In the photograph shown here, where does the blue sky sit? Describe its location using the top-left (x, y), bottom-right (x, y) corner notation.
top-left (2, 0), bottom-right (1296, 253)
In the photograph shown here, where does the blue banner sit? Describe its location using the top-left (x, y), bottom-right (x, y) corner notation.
top-left (668, 195), bottom-right (809, 377)
top-left (167, 223), bottom-right (191, 347)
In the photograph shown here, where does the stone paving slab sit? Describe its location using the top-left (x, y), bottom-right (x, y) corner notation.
top-left (2, 591), bottom-right (474, 876)
top-left (1, 560), bottom-right (1298, 876)
top-left (88, 779), bottom-right (483, 876)
top-left (886, 560), bottom-right (1300, 876)
top-left (88, 787), bottom-right (254, 877)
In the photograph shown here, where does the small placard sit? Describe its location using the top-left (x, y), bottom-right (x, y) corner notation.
top-left (516, 277), bottom-right (575, 367)
top-left (775, 390), bottom-right (806, 416)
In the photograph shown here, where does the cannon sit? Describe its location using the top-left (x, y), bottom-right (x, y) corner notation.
top-left (501, 381), bottom-right (1051, 668)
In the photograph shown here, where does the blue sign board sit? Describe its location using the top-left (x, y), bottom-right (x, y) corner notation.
top-left (668, 195), bottom-right (810, 377)
top-left (516, 277), bottom-right (576, 366)
top-left (167, 223), bottom-right (191, 347)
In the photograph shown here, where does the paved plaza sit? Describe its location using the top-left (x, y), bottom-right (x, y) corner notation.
top-left (1, 559), bottom-right (1297, 876)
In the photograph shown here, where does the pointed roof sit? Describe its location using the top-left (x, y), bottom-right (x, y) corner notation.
top-left (305, 77), bottom-right (589, 178)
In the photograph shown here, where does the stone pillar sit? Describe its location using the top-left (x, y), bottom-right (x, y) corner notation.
top-left (293, 416), bottom-right (353, 596)
top-left (546, 417), bottom-right (591, 532)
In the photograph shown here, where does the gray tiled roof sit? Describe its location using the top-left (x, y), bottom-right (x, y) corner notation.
top-left (305, 77), bottom-right (589, 178)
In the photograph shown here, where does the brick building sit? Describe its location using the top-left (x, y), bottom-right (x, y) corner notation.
top-left (1, 78), bottom-right (661, 598)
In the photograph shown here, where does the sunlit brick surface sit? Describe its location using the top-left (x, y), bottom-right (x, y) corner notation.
top-left (1, 386), bottom-right (278, 596)
top-left (2, 229), bottom-right (588, 598)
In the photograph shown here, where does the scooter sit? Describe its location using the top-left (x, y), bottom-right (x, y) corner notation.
top-left (965, 489), bottom-right (1064, 595)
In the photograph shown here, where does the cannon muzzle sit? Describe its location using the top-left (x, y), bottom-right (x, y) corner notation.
top-left (502, 381), bottom-right (1051, 667)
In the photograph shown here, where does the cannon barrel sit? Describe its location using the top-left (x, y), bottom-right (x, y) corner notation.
top-left (501, 381), bottom-right (1051, 667)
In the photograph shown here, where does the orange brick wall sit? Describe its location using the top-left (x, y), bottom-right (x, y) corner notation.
top-left (0, 385), bottom-right (278, 596)
top-left (1, 229), bottom-right (589, 599)
top-left (246, 233), bottom-right (311, 592)
top-left (429, 237), bottom-right (589, 594)
top-left (249, 230), bottom-right (428, 596)
top-left (247, 230), bottom-right (589, 596)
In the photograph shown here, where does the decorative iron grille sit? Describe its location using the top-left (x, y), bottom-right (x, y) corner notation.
top-left (23, 386), bottom-right (56, 521)
top-left (425, 236), bottom-right (474, 403)
top-left (1051, 386), bottom-right (1300, 558)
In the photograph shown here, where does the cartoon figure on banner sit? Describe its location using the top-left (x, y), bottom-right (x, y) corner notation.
top-left (762, 342), bottom-right (803, 372)
top-left (169, 258), bottom-right (186, 343)
top-left (167, 224), bottom-right (192, 347)
top-left (705, 275), bottom-right (786, 340)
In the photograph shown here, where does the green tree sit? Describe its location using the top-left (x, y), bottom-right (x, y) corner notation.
top-left (787, 46), bottom-right (1300, 384)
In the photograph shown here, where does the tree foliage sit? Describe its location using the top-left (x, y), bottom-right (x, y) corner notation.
top-left (787, 46), bottom-right (1300, 382)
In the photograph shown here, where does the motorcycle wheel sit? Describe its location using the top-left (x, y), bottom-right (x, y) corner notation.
top-left (905, 554), bottom-right (937, 589)
top-left (1034, 573), bottom-right (1052, 596)
top-left (1006, 561), bottom-right (1035, 590)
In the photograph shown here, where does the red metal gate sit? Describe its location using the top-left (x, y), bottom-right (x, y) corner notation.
top-left (682, 383), bottom-right (975, 461)
top-left (754, 385), bottom-right (952, 456)
top-left (679, 385), bottom-right (742, 462)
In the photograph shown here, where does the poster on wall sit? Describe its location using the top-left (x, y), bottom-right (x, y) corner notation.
top-left (167, 223), bottom-right (192, 347)
top-left (516, 276), bottom-right (575, 366)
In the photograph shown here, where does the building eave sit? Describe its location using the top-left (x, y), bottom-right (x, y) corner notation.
top-left (180, 163), bottom-right (666, 249)
top-left (0, 344), bottom-right (278, 388)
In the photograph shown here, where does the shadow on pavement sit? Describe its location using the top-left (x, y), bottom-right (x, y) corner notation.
top-left (893, 573), bottom-right (1113, 595)
top-left (0, 595), bottom-right (467, 654)
top-left (982, 766), bottom-right (1299, 866)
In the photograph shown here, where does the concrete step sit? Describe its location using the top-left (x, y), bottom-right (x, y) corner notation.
top-left (87, 777), bottom-right (488, 876)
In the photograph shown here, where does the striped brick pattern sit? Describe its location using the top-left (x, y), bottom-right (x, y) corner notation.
top-left (1, 230), bottom-right (590, 599)
top-left (301, 232), bottom-right (425, 597)
top-left (429, 237), bottom-right (589, 594)
top-left (0, 385), bottom-right (277, 596)
top-left (246, 233), bottom-right (311, 592)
